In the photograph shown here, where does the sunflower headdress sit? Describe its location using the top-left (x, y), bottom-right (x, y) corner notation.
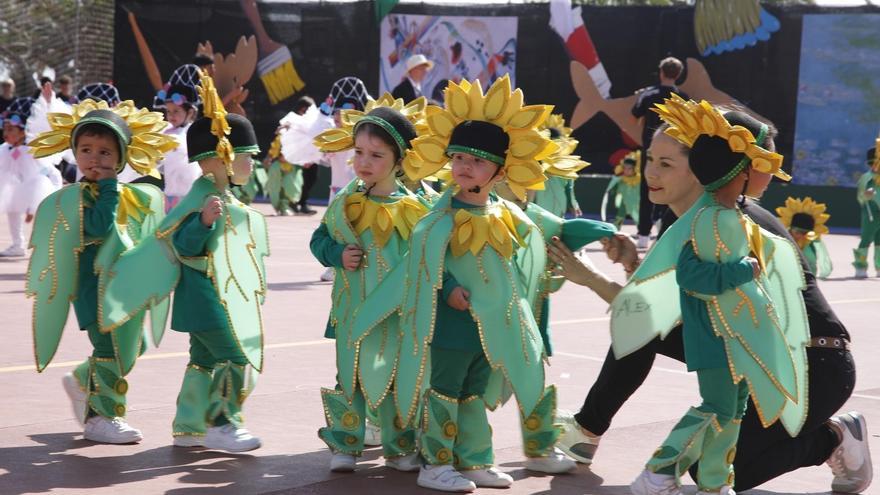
top-left (776, 197), bottom-right (829, 247)
top-left (405, 75), bottom-right (557, 200)
top-left (615, 150), bottom-right (642, 186)
top-left (652, 94), bottom-right (789, 189)
top-left (29, 99), bottom-right (177, 178)
top-left (313, 92), bottom-right (427, 167)
top-left (539, 113), bottom-right (590, 180)
top-left (872, 138), bottom-right (880, 173)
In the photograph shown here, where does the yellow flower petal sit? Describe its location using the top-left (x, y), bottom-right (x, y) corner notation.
top-left (507, 104), bottom-right (552, 130)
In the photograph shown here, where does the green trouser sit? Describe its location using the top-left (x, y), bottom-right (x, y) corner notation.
top-left (520, 385), bottom-right (563, 458)
top-left (647, 367), bottom-right (748, 491)
top-left (421, 347), bottom-right (494, 470)
top-left (70, 324), bottom-right (129, 420)
top-left (318, 384), bottom-right (417, 458)
top-left (854, 207), bottom-right (880, 269)
top-left (172, 331), bottom-right (254, 439)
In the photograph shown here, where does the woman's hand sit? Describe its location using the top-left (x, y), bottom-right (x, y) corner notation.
top-left (602, 233), bottom-right (639, 272)
top-left (548, 236), bottom-right (597, 287)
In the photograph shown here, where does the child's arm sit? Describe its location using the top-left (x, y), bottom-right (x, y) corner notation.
top-left (173, 212), bottom-right (215, 257)
top-left (676, 241), bottom-right (757, 295)
top-left (310, 222), bottom-right (357, 268)
top-left (559, 218), bottom-right (617, 252)
top-left (83, 179), bottom-right (119, 238)
top-left (441, 271), bottom-right (469, 311)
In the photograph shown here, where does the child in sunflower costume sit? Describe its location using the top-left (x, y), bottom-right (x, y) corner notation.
top-left (99, 72), bottom-right (268, 453)
top-left (264, 134), bottom-right (304, 215)
top-left (310, 94), bottom-right (430, 473)
top-left (602, 150), bottom-right (641, 229)
top-left (853, 141), bottom-right (880, 278)
top-left (26, 98), bottom-right (177, 443)
top-left (777, 196), bottom-right (832, 279)
top-left (531, 114), bottom-right (582, 217)
top-left (610, 95), bottom-right (810, 495)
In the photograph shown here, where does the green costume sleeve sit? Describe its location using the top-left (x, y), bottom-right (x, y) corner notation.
top-left (83, 179), bottom-right (119, 237)
top-left (310, 222), bottom-right (346, 268)
top-left (676, 241), bottom-right (754, 296)
top-left (813, 240), bottom-right (833, 279)
top-left (173, 213), bottom-right (215, 256)
top-left (600, 176), bottom-right (621, 223)
top-left (440, 271), bottom-right (461, 301)
top-left (565, 179), bottom-right (579, 213)
top-left (560, 218), bottom-right (617, 251)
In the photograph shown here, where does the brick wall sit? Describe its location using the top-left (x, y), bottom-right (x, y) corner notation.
top-left (0, 0), bottom-right (115, 96)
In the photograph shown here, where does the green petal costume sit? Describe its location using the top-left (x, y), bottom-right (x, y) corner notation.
top-left (101, 176), bottom-right (269, 371)
top-left (803, 240), bottom-right (832, 279)
top-left (316, 179), bottom-right (425, 457)
top-left (27, 182), bottom-right (165, 419)
top-left (232, 168), bottom-right (268, 205)
top-left (601, 175), bottom-right (640, 228)
top-left (265, 160), bottom-right (303, 214)
top-left (853, 170), bottom-right (880, 271)
top-left (532, 175), bottom-right (578, 218)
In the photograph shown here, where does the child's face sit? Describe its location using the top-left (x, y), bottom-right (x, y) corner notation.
top-left (2, 122), bottom-right (24, 145)
top-left (744, 168), bottom-right (772, 198)
top-left (790, 229), bottom-right (807, 245)
top-left (75, 133), bottom-right (120, 181)
top-left (352, 131), bottom-right (396, 185)
top-left (622, 163), bottom-right (636, 177)
top-left (451, 152), bottom-right (501, 192)
top-left (644, 134), bottom-right (700, 206)
top-left (164, 102), bottom-right (190, 128)
top-left (230, 153), bottom-right (255, 186)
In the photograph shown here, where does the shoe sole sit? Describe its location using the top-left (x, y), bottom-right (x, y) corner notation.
top-left (84, 432), bottom-right (143, 444)
top-left (61, 374), bottom-right (87, 426)
top-left (416, 479), bottom-right (475, 492)
top-left (173, 437), bottom-right (206, 448)
top-left (204, 442), bottom-right (262, 453)
top-left (525, 461), bottom-right (578, 474)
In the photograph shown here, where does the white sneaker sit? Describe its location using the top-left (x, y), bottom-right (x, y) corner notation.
top-left (386, 452), bottom-right (421, 472)
top-left (173, 435), bottom-right (205, 447)
top-left (827, 411), bottom-right (873, 493)
top-left (364, 420), bottom-right (381, 446)
top-left (556, 409), bottom-right (601, 464)
top-left (0, 245), bottom-right (25, 257)
top-left (320, 267), bottom-right (335, 282)
top-left (83, 416), bottom-right (143, 444)
top-left (855, 267), bottom-right (868, 279)
top-left (525, 448), bottom-right (577, 473)
top-left (630, 469), bottom-right (682, 495)
top-left (696, 486), bottom-right (734, 495)
top-left (417, 464), bottom-right (476, 492)
top-left (637, 235), bottom-right (650, 250)
top-left (330, 452), bottom-right (357, 472)
top-left (62, 373), bottom-right (87, 425)
top-left (460, 467), bottom-right (513, 488)
top-left (204, 424), bottom-right (261, 452)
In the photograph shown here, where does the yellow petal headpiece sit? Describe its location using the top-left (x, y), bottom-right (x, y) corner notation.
top-left (775, 196), bottom-right (830, 244)
top-left (652, 93), bottom-right (789, 183)
top-left (406, 75), bottom-right (557, 200)
top-left (196, 69), bottom-right (235, 176)
top-left (872, 138), bottom-right (880, 173)
top-left (615, 150), bottom-right (642, 187)
top-left (29, 99), bottom-right (177, 178)
top-left (539, 113), bottom-right (589, 181)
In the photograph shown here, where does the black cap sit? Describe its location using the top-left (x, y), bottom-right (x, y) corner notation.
top-left (791, 212), bottom-right (816, 232)
top-left (187, 113), bottom-right (259, 162)
top-left (689, 111), bottom-right (766, 191)
top-left (446, 120), bottom-right (509, 166)
top-left (354, 106), bottom-right (417, 157)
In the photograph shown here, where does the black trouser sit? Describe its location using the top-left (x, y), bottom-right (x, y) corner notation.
top-left (299, 165), bottom-right (318, 207)
top-left (637, 149), bottom-right (654, 236)
top-left (576, 327), bottom-right (855, 491)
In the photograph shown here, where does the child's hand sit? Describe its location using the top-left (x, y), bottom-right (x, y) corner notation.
top-left (447, 286), bottom-right (470, 311)
top-left (200, 196), bottom-right (223, 227)
top-left (745, 257), bottom-right (761, 279)
top-left (341, 244), bottom-right (363, 271)
top-left (93, 165), bottom-right (118, 181)
top-left (25, 213), bottom-right (34, 223)
top-left (866, 188), bottom-right (875, 199)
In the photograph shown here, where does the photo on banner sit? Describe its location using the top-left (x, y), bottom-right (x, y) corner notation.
top-left (792, 14), bottom-right (880, 187)
top-left (378, 13), bottom-right (517, 103)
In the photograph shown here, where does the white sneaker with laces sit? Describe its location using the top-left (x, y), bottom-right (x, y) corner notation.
top-left (204, 424), bottom-right (261, 452)
top-left (61, 373), bottom-right (87, 425)
top-left (460, 467), bottom-right (513, 488)
top-left (556, 409), bottom-right (601, 464)
top-left (525, 448), bottom-right (577, 473)
top-left (417, 464), bottom-right (476, 492)
top-left (330, 452), bottom-right (357, 472)
top-left (83, 416), bottom-right (143, 444)
top-left (0, 245), bottom-right (25, 257)
top-left (320, 267), bottom-right (335, 282)
top-left (827, 411), bottom-right (873, 493)
top-left (173, 435), bottom-right (205, 447)
top-left (696, 486), bottom-right (734, 495)
top-left (630, 469), bottom-right (683, 495)
top-left (364, 420), bottom-right (381, 446)
top-left (637, 235), bottom-right (650, 250)
top-left (385, 452), bottom-right (421, 472)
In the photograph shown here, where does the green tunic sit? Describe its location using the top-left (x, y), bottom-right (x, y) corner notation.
top-left (533, 175), bottom-right (578, 218)
top-left (266, 160), bottom-right (303, 212)
top-left (73, 179), bottom-right (120, 330)
top-left (170, 213), bottom-right (229, 332)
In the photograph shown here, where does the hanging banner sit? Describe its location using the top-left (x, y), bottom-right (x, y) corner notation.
top-left (378, 13), bottom-right (517, 103)
top-left (792, 14), bottom-right (880, 187)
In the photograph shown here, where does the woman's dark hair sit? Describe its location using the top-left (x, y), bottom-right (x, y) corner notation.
top-left (73, 123), bottom-right (121, 155)
top-left (689, 110), bottom-right (778, 186)
top-left (293, 95), bottom-right (315, 115)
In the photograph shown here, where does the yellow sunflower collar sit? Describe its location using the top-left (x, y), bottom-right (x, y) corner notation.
top-left (345, 192), bottom-right (427, 248)
top-left (450, 203), bottom-right (525, 259)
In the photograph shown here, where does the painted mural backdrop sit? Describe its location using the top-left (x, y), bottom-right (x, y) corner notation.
top-left (792, 14), bottom-right (880, 187)
top-left (378, 13), bottom-right (517, 102)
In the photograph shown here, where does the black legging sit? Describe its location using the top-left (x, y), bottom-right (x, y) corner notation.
top-left (298, 164), bottom-right (318, 207)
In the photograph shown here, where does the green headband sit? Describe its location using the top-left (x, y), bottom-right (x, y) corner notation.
top-left (190, 144), bottom-right (261, 163)
top-left (354, 115), bottom-right (409, 158)
top-left (704, 124), bottom-right (768, 192)
top-left (445, 144), bottom-right (506, 166)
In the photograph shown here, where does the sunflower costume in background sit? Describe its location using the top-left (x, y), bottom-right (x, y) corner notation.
top-left (232, 164), bottom-right (268, 205)
top-left (100, 72), bottom-right (268, 452)
top-left (776, 197), bottom-right (832, 279)
top-left (310, 95), bottom-right (429, 469)
top-left (531, 114), bottom-right (587, 217)
top-left (613, 95), bottom-right (809, 494)
top-left (27, 98), bottom-right (176, 442)
top-left (602, 150), bottom-right (641, 229)
top-left (853, 141), bottom-right (880, 278)
top-left (264, 134), bottom-right (304, 215)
